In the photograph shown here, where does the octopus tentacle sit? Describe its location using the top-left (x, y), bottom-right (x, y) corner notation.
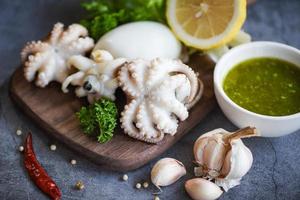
top-left (61, 71), bottom-right (85, 93)
top-left (147, 58), bottom-right (198, 102)
top-left (186, 79), bottom-right (204, 109)
top-left (97, 58), bottom-right (126, 77)
top-left (67, 37), bottom-right (94, 54)
top-left (121, 99), bottom-right (164, 143)
top-left (150, 74), bottom-right (189, 120)
top-left (118, 63), bottom-right (141, 97)
top-left (67, 55), bottom-right (96, 71)
top-left (120, 99), bottom-right (141, 138)
top-left (136, 102), bottom-right (161, 139)
top-left (24, 52), bottom-right (48, 81)
top-left (36, 58), bottom-right (56, 87)
top-left (60, 24), bottom-right (88, 44)
top-left (128, 60), bottom-right (148, 92)
top-left (48, 22), bottom-right (64, 44)
top-left (21, 41), bottom-right (49, 62)
top-left (149, 103), bottom-right (178, 136)
top-left (175, 75), bottom-right (191, 103)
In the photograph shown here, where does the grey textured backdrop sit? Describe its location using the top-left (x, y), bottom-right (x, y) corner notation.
top-left (0, 0), bottom-right (300, 200)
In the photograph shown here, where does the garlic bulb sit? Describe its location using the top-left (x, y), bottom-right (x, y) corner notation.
top-left (151, 158), bottom-right (186, 189)
top-left (193, 127), bottom-right (258, 191)
top-left (185, 178), bottom-right (223, 200)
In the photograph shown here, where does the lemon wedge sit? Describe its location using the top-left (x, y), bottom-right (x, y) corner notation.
top-left (166, 0), bottom-right (247, 50)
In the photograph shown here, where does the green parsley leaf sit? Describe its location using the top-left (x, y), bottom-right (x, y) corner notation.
top-left (77, 99), bottom-right (118, 143)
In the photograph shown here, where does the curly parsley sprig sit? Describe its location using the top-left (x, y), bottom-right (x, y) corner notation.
top-left (77, 99), bottom-right (118, 143)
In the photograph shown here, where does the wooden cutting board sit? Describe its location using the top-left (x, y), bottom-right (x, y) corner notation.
top-left (10, 54), bottom-right (216, 171)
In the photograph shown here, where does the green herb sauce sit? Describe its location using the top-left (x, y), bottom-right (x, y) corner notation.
top-left (223, 57), bottom-right (300, 116)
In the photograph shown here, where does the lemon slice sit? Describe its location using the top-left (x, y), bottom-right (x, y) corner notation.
top-left (166, 0), bottom-right (247, 50)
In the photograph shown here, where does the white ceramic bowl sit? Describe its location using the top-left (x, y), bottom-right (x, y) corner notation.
top-left (214, 41), bottom-right (300, 137)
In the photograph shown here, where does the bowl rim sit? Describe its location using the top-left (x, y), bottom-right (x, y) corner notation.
top-left (214, 41), bottom-right (300, 120)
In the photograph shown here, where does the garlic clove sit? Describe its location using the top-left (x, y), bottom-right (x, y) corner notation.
top-left (151, 158), bottom-right (186, 188)
top-left (222, 139), bottom-right (253, 179)
top-left (194, 129), bottom-right (227, 163)
top-left (219, 150), bottom-right (231, 176)
top-left (216, 139), bottom-right (253, 191)
top-left (193, 129), bottom-right (228, 178)
top-left (202, 134), bottom-right (227, 173)
top-left (185, 178), bottom-right (223, 200)
top-left (193, 136), bottom-right (208, 165)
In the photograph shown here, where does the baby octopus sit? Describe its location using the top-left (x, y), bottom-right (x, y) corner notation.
top-left (21, 22), bottom-right (94, 87)
top-left (118, 58), bottom-right (203, 143)
top-left (62, 50), bottom-right (126, 103)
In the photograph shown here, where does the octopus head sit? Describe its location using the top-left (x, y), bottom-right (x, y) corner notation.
top-left (82, 74), bottom-right (117, 101)
top-left (83, 75), bottom-right (98, 93)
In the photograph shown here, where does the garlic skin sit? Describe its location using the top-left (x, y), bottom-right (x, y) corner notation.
top-left (193, 127), bottom-right (257, 191)
top-left (151, 158), bottom-right (186, 188)
top-left (185, 178), bottom-right (223, 200)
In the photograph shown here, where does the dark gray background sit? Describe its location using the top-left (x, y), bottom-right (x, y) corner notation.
top-left (0, 0), bottom-right (299, 199)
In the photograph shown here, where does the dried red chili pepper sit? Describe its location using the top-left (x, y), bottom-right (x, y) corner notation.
top-left (24, 133), bottom-right (61, 200)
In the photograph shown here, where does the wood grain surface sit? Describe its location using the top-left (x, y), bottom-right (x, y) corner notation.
top-left (10, 54), bottom-right (216, 171)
